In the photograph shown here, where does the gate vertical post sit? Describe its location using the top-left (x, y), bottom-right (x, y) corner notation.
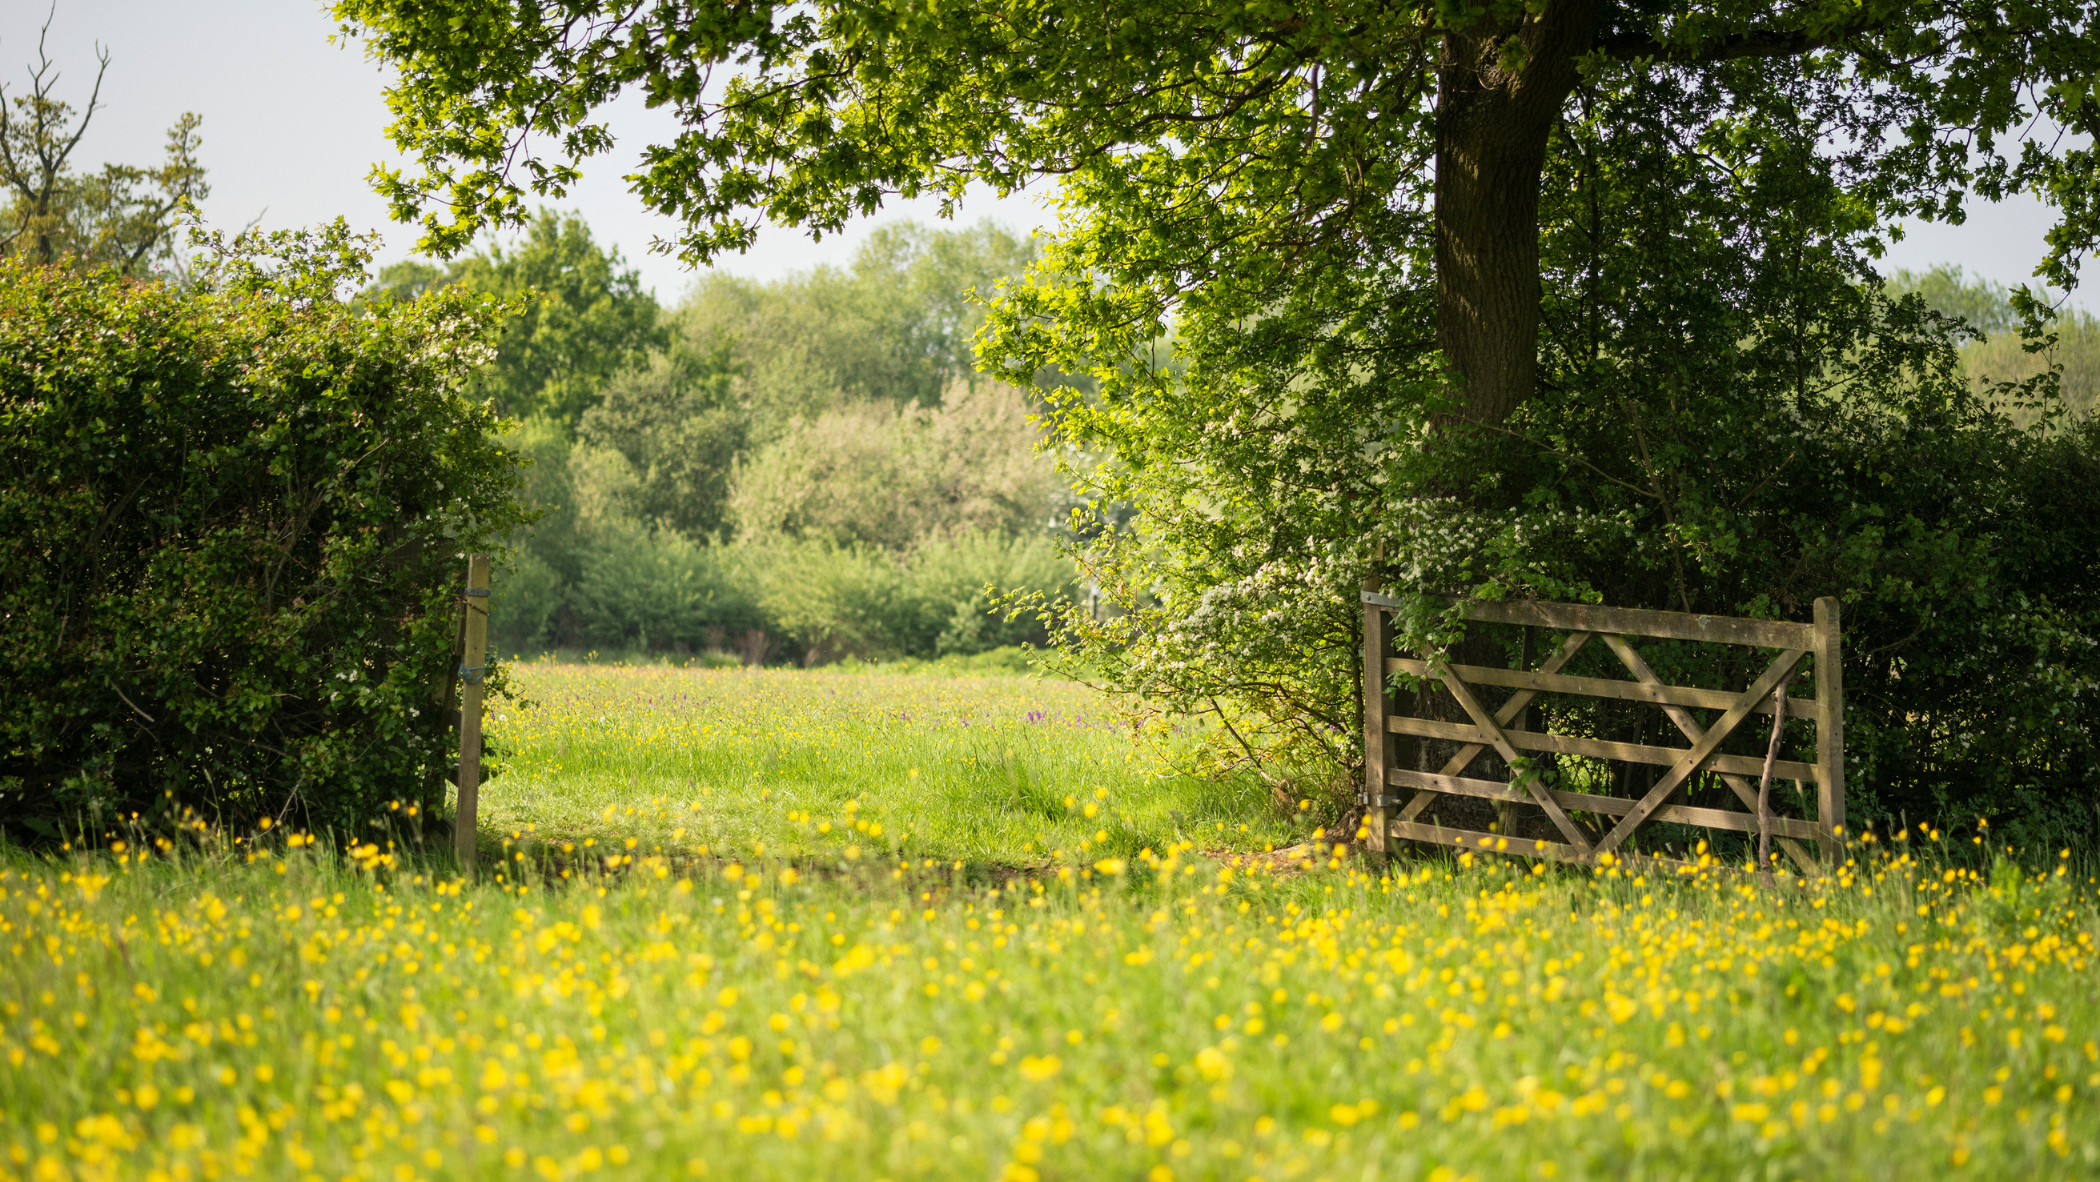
top-left (1813, 596), bottom-right (1845, 865)
top-left (455, 554), bottom-right (491, 875)
top-left (1363, 586), bottom-right (1391, 861)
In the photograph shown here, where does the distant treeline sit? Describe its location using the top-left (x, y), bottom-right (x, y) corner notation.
top-left (372, 231), bottom-right (2087, 673)
top-left (369, 215), bottom-right (1079, 665)
top-left (1887, 266), bottom-right (2100, 426)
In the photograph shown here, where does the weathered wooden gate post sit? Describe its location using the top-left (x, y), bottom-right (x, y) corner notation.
top-left (454, 554), bottom-right (491, 874)
top-left (1362, 581), bottom-right (1393, 860)
top-left (1814, 597), bottom-right (1844, 862)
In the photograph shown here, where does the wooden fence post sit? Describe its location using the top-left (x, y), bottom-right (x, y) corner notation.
top-left (1813, 596), bottom-right (1844, 864)
top-left (455, 554), bottom-right (491, 874)
top-left (1362, 585), bottom-right (1391, 861)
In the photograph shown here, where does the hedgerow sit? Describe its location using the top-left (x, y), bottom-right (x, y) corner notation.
top-left (0, 222), bottom-right (528, 842)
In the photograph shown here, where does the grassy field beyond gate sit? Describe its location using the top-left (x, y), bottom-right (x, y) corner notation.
top-left (477, 661), bottom-right (1292, 865)
top-left (1, 664), bottom-right (2097, 1182)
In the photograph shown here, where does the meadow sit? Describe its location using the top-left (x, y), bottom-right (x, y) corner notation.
top-left (2, 664), bottom-right (2098, 1182)
top-left (479, 661), bottom-right (1295, 866)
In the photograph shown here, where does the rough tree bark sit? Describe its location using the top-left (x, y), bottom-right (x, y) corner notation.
top-left (1412, 4), bottom-right (1605, 834)
top-left (1435, 0), bottom-right (1602, 424)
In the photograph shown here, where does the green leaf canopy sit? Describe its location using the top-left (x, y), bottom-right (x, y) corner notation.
top-left (332, 0), bottom-right (2100, 419)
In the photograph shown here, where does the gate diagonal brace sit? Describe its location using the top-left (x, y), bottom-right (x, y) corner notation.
top-left (1600, 634), bottom-right (1820, 876)
top-left (1592, 648), bottom-right (1810, 859)
top-left (1438, 667), bottom-right (1594, 856)
top-left (1397, 631), bottom-right (1592, 827)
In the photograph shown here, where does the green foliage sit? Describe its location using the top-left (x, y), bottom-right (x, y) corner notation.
top-left (746, 530), bottom-right (1078, 663)
top-left (1, 29), bottom-right (207, 275)
top-left (329, 0), bottom-right (2100, 845)
top-left (0, 221), bottom-right (529, 841)
top-left (570, 517), bottom-right (766, 654)
top-left (327, 0), bottom-right (2100, 442)
top-left (578, 336), bottom-right (745, 538)
top-left (903, 530), bottom-right (1077, 656)
top-left (672, 221), bottom-right (1038, 435)
top-left (370, 209), bottom-right (664, 429)
top-left (1012, 67), bottom-right (2100, 848)
top-left (489, 221), bottom-right (1071, 663)
top-left (545, 220), bottom-right (1037, 548)
top-left (731, 382), bottom-right (1058, 549)
top-left (330, 0), bottom-right (2100, 286)
top-left (488, 418), bottom-right (587, 644)
top-left (742, 539), bottom-right (913, 664)
top-left (494, 525), bottom-right (1075, 665)
top-left (486, 422), bottom-right (765, 656)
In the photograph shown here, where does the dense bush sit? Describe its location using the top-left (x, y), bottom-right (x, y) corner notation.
top-left (491, 523), bottom-right (1075, 664)
top-left (747, 530), bottom-right (1078, 663)
top-left (570, 518), bottom-right (765, 655)
top-left (0, 224), bottom-right (527, 841)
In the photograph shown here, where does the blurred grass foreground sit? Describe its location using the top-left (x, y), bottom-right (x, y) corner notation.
top-left (3, 666), bottom-right (2098, 1182)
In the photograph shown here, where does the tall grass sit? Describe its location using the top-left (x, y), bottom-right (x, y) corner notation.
top-left (480, 663), bottom-right (1291, 866)
top-left (5, 668), bottom-right (2096, 1182)
top-left (1, 827), bottom-right (2094, 1182)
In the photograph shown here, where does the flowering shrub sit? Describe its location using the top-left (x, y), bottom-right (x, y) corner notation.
top-left (0, 223), bottom-right (528, 840)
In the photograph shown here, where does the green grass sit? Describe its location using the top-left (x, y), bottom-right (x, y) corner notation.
top-left (5, 836), bottom-right (2099, 1182)
top-left (481, 661), bottom-right (1297, 867)
top-left (4, 667), bottom-right (2099, 1182)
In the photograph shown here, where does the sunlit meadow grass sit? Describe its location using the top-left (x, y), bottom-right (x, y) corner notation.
top-left (480, 662), bottom-right (1294, 866)
top-left (3, 667), bottom-right (2099, 1182)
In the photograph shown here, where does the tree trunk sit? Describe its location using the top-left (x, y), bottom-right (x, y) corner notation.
top-left (1435, 1), bottom-right (1600, 424)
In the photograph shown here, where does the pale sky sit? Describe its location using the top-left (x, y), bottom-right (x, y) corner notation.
top-left (1, 0), bottom-right (2078, 308)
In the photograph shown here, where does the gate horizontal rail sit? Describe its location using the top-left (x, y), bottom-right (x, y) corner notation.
top-left (1362, 591), bottom-right (1844, 876)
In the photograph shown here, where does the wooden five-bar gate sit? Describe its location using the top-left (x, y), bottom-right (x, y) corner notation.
top-left (1361, 591), bottom-right (1844, 874)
